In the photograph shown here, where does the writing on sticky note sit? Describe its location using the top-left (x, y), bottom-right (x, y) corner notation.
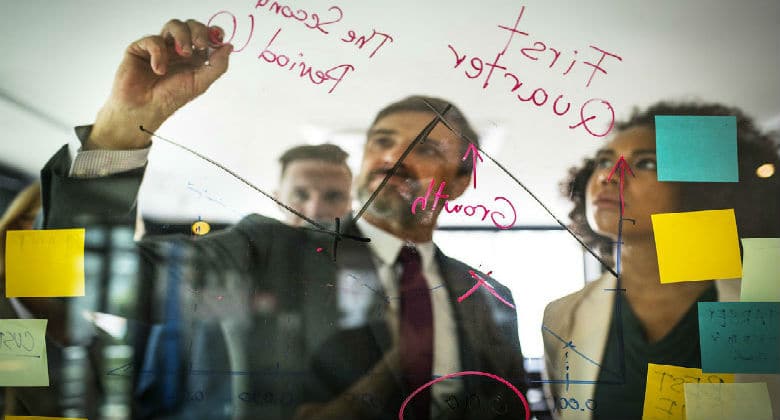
top-left (655, 115), bottom-right (738, 182)
top-left (684, 382), bottom-right (773, 420)
top-left (5, 228), bottom-right (85, 297)
top-left (0, 319), bottom-right (48, 386)
top-left (642, 363), bottom-right (734, 420)
top-left (740, 238), bottom-right (780, 302)
top-left (698, 302), bottom-right (780, 374)
top-left (651, 210), bottom-right (741, 283)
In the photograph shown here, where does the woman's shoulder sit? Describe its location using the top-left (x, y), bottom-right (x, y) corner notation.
top-left (543, 273), bottom-right (616, 320)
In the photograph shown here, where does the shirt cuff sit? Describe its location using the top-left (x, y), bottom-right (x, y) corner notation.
top-left (68, 125), bottom-right (150, 178)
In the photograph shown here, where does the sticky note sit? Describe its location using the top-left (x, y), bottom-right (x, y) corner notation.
top-left (642, 363), bottom-right (733, 420)
top-left (5, 228), bottom-right (85, 297)
top-left (698, 302), bottom-right (780, 373)
top-left (655, 115), bottom-right (738, 182)
top-left (684, 382), bottom-right (773, 420)
top-left (651, 210), bottom-right (742, 283)
top-left (740, 238), bottom-right (780, 302)
top-left (0, 319), bottom-right (49, 386)
top-left (5, 417), bottom-right (87, 420)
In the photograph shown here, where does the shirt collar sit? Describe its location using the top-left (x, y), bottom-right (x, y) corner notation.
top-left (355, 218), bottom-right (437, 271)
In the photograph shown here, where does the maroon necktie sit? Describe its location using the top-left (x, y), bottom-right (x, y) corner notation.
top-left (398, 246), bottom-right (433, 420)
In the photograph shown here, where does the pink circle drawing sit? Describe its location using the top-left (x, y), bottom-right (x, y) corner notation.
top-left (398, 370), bottom-right (529, 420)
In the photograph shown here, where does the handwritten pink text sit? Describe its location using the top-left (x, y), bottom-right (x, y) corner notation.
top-left (208, 1), bottom-right (394, 94)
top-left (445, 6), bottom-right (622, 138)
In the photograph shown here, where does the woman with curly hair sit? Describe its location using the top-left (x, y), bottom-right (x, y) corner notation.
top-left (542, 101), bottom-right (780, 420)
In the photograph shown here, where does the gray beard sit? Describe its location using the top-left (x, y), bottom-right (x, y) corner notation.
top-left (356, 183), bottom-right (424, 229)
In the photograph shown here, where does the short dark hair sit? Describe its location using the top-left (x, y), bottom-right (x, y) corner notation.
top-left (278, 144), bottom-right (351, 178)
top-left (370, 95), bottom-right (480, 177)
top-left (562, 100), bottom-right (780, 261)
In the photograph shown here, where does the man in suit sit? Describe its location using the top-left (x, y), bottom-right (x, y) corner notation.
top-left (38, 18), bottom-right (528, 419)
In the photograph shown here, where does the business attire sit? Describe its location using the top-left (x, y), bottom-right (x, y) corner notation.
top-left (37, 129), bottom-right (529, 419)
top-left (542, 273), bottom-right (780, 420)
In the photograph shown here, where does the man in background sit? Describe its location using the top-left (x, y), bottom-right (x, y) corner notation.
top-left (275, 144), bottom-right (352, 227)
top-left (36, 18), bottom-right (528, 419)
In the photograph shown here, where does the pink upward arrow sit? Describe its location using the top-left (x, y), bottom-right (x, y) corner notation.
top-left (462, 143), bottom-right (483, 189)
top-left (606, 155), bottom-right (635, 216)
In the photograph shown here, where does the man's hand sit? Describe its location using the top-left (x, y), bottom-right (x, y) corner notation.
top-left (293, 347), bottom-right (400, 420)
top-left (87, 19), bottom-right (233, 150)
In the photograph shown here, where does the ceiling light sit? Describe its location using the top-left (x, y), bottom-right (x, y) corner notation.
top-left (756, 163), bottom-right (775, 178)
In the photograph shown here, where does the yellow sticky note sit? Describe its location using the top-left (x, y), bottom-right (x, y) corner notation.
top-left (0, 319), bottom-right (49, 386)
top-left (642, 363), bottom-right (734, 420)
top-left (5, 417), bottom-right (87, 420)
top-left (684, 382), bottom-right (773, 420)
top-left (740, 238), bottom-right (780, 302)
top-left (5, 229), bottom-right (85, 297)
top-left (651, 210), bottom-right (742, 283)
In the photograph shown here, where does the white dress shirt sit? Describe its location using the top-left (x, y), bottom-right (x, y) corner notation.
top-left (65, 133), bottom-right (466, 414)
top-left (352, 218), bottom-right (463, 414)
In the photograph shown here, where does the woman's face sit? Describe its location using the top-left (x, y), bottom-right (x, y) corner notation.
top-left (585, 126), bottom-right (683, 240)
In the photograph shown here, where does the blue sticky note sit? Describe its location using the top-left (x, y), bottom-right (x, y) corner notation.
top-left (655, 116), bottom-right (738, 182)
top-left (698, 302), bottom-right (780, 374)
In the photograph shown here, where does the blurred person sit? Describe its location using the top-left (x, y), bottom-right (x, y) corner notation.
top-left (36, 18), bottom-right (529, 420)
top-left (543, 101), bottom-right (780, 419)
top-left (0, 182), bottom-right (67, 415)
top-left (0, 181), bottom-right (42, 281)
top-left (0, 181), bottom-right (42, 301)
top-left (275, 144), bottom-right (352, 227)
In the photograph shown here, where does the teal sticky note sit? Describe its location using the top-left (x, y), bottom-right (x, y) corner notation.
top-left (655, 116), bottom-right (738, 182)
top-left (698, 302), bottom-right (780, 373)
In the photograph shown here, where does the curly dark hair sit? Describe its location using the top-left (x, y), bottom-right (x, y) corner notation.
top-left (562, 101), bottom-right (780, 261)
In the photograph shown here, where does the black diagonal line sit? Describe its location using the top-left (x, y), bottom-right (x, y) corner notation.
top-left (299, 226), bottom-right (370, 242)
top-left (425, 97), bottom-right (626, 385)
top-left (107, 361), bottom-right (133, 376)
top-left (333, 217), bottom-right (341, 261)
top-left (419, 99), bottom-right (618, 279)
top-left (139, 126), bottom-right (369, 244)
top-left (352, 104), bottom-right (452, 222)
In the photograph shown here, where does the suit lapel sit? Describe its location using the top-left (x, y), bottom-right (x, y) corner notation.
top-left (333, 220), bottom-right (394, 353)
top-left (302, 219), bottom-right (403, 395)
top-left (299, 234), bottom-right (341, 354)
top-left (562, 274), bottom-right (615, 419)
top-left (435, 248), bottom-right (493, 400)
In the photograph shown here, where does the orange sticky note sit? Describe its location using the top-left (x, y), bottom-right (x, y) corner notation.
top-left (643, 363), bottom-right (734, 420)
top-left (651, 210), bottom-right (742, 283)
top-left (5, 229), bottom-right (85, 297)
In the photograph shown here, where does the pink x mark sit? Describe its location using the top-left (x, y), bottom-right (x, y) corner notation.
top-left (457, 270), bottom-right (515, 309)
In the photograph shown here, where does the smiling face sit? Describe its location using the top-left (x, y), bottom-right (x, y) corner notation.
top-left (356, 111), bottom-right (470, 235)
top-left (585, 126), bottom-right (683, 240)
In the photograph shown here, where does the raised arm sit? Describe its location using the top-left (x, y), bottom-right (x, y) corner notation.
top-left (41, 19), bottom-right (233, 229)
top-left (87, 19), bottom-right (233, 151)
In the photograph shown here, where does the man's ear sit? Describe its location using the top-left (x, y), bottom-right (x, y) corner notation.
top-left (447, 172), bottom-right (471, 201)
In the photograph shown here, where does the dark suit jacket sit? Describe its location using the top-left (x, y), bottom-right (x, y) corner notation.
top-left (37, 145), bottom-right (528, 419)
